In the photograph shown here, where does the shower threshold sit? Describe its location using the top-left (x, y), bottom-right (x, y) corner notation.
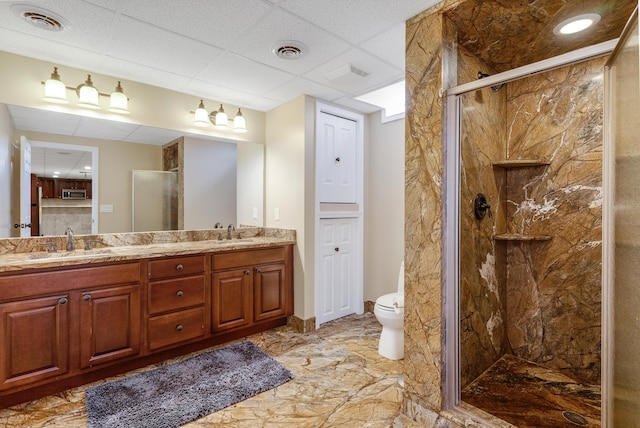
top-left (461, 354), bottom-right (600, 427)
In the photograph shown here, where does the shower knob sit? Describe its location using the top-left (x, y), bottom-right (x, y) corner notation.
top-left (474, 193), bottom-right (492, 220)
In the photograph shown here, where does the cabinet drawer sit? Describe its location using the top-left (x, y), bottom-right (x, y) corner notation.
top-left (147, 306), bottom-right (206, 351)
top-left (148, 276), bottom-right (205, 315)
top-left (212, 247), bottom-right (286, 271)
top-left (0, 263), bottom-right (141, 301)
top-left (147, 255), bottom-right (205, 280)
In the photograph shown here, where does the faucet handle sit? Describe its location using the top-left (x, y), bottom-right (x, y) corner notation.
top-left (84, 240), bottom-right (99, 250)
top-left (43, 241), bottom-right (57, 253)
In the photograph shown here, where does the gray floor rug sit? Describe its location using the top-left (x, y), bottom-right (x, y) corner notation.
top-left (85, 340), bottom-right (294, 428)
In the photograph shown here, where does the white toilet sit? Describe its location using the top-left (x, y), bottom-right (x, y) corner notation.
top-left (374, 261), bottom-right (404, 360)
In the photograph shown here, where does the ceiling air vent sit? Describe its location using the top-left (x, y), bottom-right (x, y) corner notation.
top-left (11, 5), bottom-right (68, 32)
top-left (325, 64), bottom-right (370, 82)
top-left (272, 40), bottom-right (308, 60)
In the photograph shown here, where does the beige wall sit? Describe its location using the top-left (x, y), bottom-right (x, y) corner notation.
top-left (17, 131), bottom-right (161, 233)
top-left (364, 111), bottom-right (405, 301)
top-left (265, 95), bottom-right (316, 319)
top-left (0, 104), bottom-right (13, 238)
top-left (0, 51), bottom-right (265, 145)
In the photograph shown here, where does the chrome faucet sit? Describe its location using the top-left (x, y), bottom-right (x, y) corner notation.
top-left (65, 227), bottom-right (75, 251)
top-left (227, 224), bottom-right (235, 240)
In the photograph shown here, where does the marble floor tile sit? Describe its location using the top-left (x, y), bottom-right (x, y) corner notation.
top-left (0, 313), bottom-right (408, 427)
top-left (462, 354), bottom-right (600, 427)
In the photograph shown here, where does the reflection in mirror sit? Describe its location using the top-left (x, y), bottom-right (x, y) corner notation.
top-left (132, 170), bottom-right (177, 232)
top-left (6, 104), bottom-right (264, 234)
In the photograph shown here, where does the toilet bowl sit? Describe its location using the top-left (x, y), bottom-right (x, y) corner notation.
top-left (374, 262), bottom-right (404, 360)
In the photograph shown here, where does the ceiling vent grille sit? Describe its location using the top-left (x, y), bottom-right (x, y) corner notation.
top-left (272, 40), bottom-right (308, 60)
top-left (12, 5), bottom-right (68, 32)
top-left (325, 64), bottom-right (370, 82)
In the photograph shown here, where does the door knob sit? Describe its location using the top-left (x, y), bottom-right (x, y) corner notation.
top-left (335, 247), bottom-right (340, 252)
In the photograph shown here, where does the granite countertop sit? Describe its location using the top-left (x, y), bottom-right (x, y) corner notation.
top-left (0, 228), bottom-right (296, 273)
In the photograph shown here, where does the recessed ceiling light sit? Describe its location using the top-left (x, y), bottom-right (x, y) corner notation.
top-left (553, 13), bottom-right (601, 35)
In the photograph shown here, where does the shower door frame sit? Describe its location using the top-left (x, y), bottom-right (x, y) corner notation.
top-left (442, 40), bottom-right (618, 420)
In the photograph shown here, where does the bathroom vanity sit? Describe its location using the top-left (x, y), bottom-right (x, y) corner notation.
top-left (0, 228), bottom-right (294, 407)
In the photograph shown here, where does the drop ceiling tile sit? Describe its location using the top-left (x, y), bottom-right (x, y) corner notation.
top-left (303, 48), bottom-right (402, 96)
top-left (279, 0), bottom-right (436, 44)
top-left (197, 52), bottom-right (296, 96)
top-left (123, 125), bottom-right (184, 145)
top-left (360, 23), bottom-right (406, 70)
top-left (106, 15), bottom-right (224, 78)
top-left (0, 0), bottom-right (116, 52)
top-left (73, 116), bottom-right (139, 140)
top-left (8, 105), bottom-right (83, 135)
top-left (230, 8), bottom-right (350, 75)
top-left (0, 29), bottom-right (106, 72)
top-left (264, 77), bottom-right (346, 103)
top-left (101, 56), bottom-right (192, 92)
top-left (118, 0), bottom-right (274, 50)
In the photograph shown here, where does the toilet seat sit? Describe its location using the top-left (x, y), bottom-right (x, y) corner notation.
top-left (375, 292), bottom-right (404, 311)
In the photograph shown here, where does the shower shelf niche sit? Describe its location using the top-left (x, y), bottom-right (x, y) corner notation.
top-left (492, 233), bottom-right (552, 241)
top-left (493, 159), bottom-right (549, 168)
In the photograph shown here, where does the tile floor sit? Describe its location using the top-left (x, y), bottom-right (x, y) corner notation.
top-left (462, 354), bottom-right (601, 427)
top-left (0, 313), bottom-right (420, 427)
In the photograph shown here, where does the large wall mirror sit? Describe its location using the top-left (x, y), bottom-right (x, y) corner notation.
top-left (7, 104), bottom-right (264, 235)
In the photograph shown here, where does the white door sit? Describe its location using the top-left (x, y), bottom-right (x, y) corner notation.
top-left (317, 217), bottom-right (359, 325)
top-left (19, 136), bottom-right (31, 237)
top-left (317, 112), bottom-right (358, 203)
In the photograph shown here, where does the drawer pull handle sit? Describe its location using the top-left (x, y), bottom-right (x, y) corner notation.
top-left (83, 294), bottom-right (91, 301)
top-left (244, 270), bottom-right (250, 275)
top-left (58, 297), bottom-right (68, 305)
top-left (176, 324), bottom-right (183, 332)
top-left (176, 290), bottom-right (184, 297)
top-left (176, 264), bottom-right (184, 271)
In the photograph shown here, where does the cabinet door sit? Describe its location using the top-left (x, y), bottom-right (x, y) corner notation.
top-left (317, 112), bottom-right (358, 203)
top-left (317, 218), bottom-right (360, 325)
top-left (212, 268), bottom-right (252, 331)
top-left (253, 263), bottom-right (287, 322)
top-left (79, 285), bottom-right (140, 369)
top-left (0, 295), bottom-right (70, 390)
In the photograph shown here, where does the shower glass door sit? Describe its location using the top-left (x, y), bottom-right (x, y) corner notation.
top-left (604, 7), bottom-right (640, 426)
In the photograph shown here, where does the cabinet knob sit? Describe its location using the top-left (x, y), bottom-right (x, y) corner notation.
top-left (244, 270), bottom-right (250, 275)
top-left (58, 297), bottom-right (68, 305)
top-left (83, 294), bottom-right (91, 301)
top-left (335, 247), bottom-right (340, 252)
top-left (176, 325), bottom-right (183, 332)
top-left (176, 264), bottom-right (184, 271)
top-left (176, 290), bottom-right (184, 297)
top-left (256, 268), bottom-right (261, 273)
top-left (335, 157), bottom-right (341, 162)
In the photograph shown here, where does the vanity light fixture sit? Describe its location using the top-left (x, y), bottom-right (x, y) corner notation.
top-left (214, 104), bottom-right (229, 129)
top-left (77, 75), bottom-right (99, 109)
top-left (553, 13), bottom-right (601, 35)
top-left (233, 109), bottom-right (247, 133)
top-left (191, 101), bottom-right (248, 133)
top-left (42, 67), bottom-right (130, 114)
top-left (193, 100), bottom-right (211, 127)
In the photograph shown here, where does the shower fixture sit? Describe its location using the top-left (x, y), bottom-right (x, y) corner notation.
top-left (474, 193), bottom-right (492, 220)
top-left (477, 71), bottom-right (505, 92)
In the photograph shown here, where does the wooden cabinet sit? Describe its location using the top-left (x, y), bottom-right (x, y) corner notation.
top-left (79, 285), bottom-right (140, 369)
top-left (212, 247), bottom-right (292, 332)
top-left (0, 244), bottom-right (293, 407)
top-left (146, 255), bottom-right (207, 351)
top-left (0, 295), bottom-right (70, 391)
top-left (0, 262), bottom-right (141, 393)
top-left (211, 268), bottom-right (252, 331)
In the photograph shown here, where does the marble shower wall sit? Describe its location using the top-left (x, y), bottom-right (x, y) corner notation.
top-left (503, 57), bottom-right (605, 384)
top-left (457, 46), bottom-right (510, 388)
